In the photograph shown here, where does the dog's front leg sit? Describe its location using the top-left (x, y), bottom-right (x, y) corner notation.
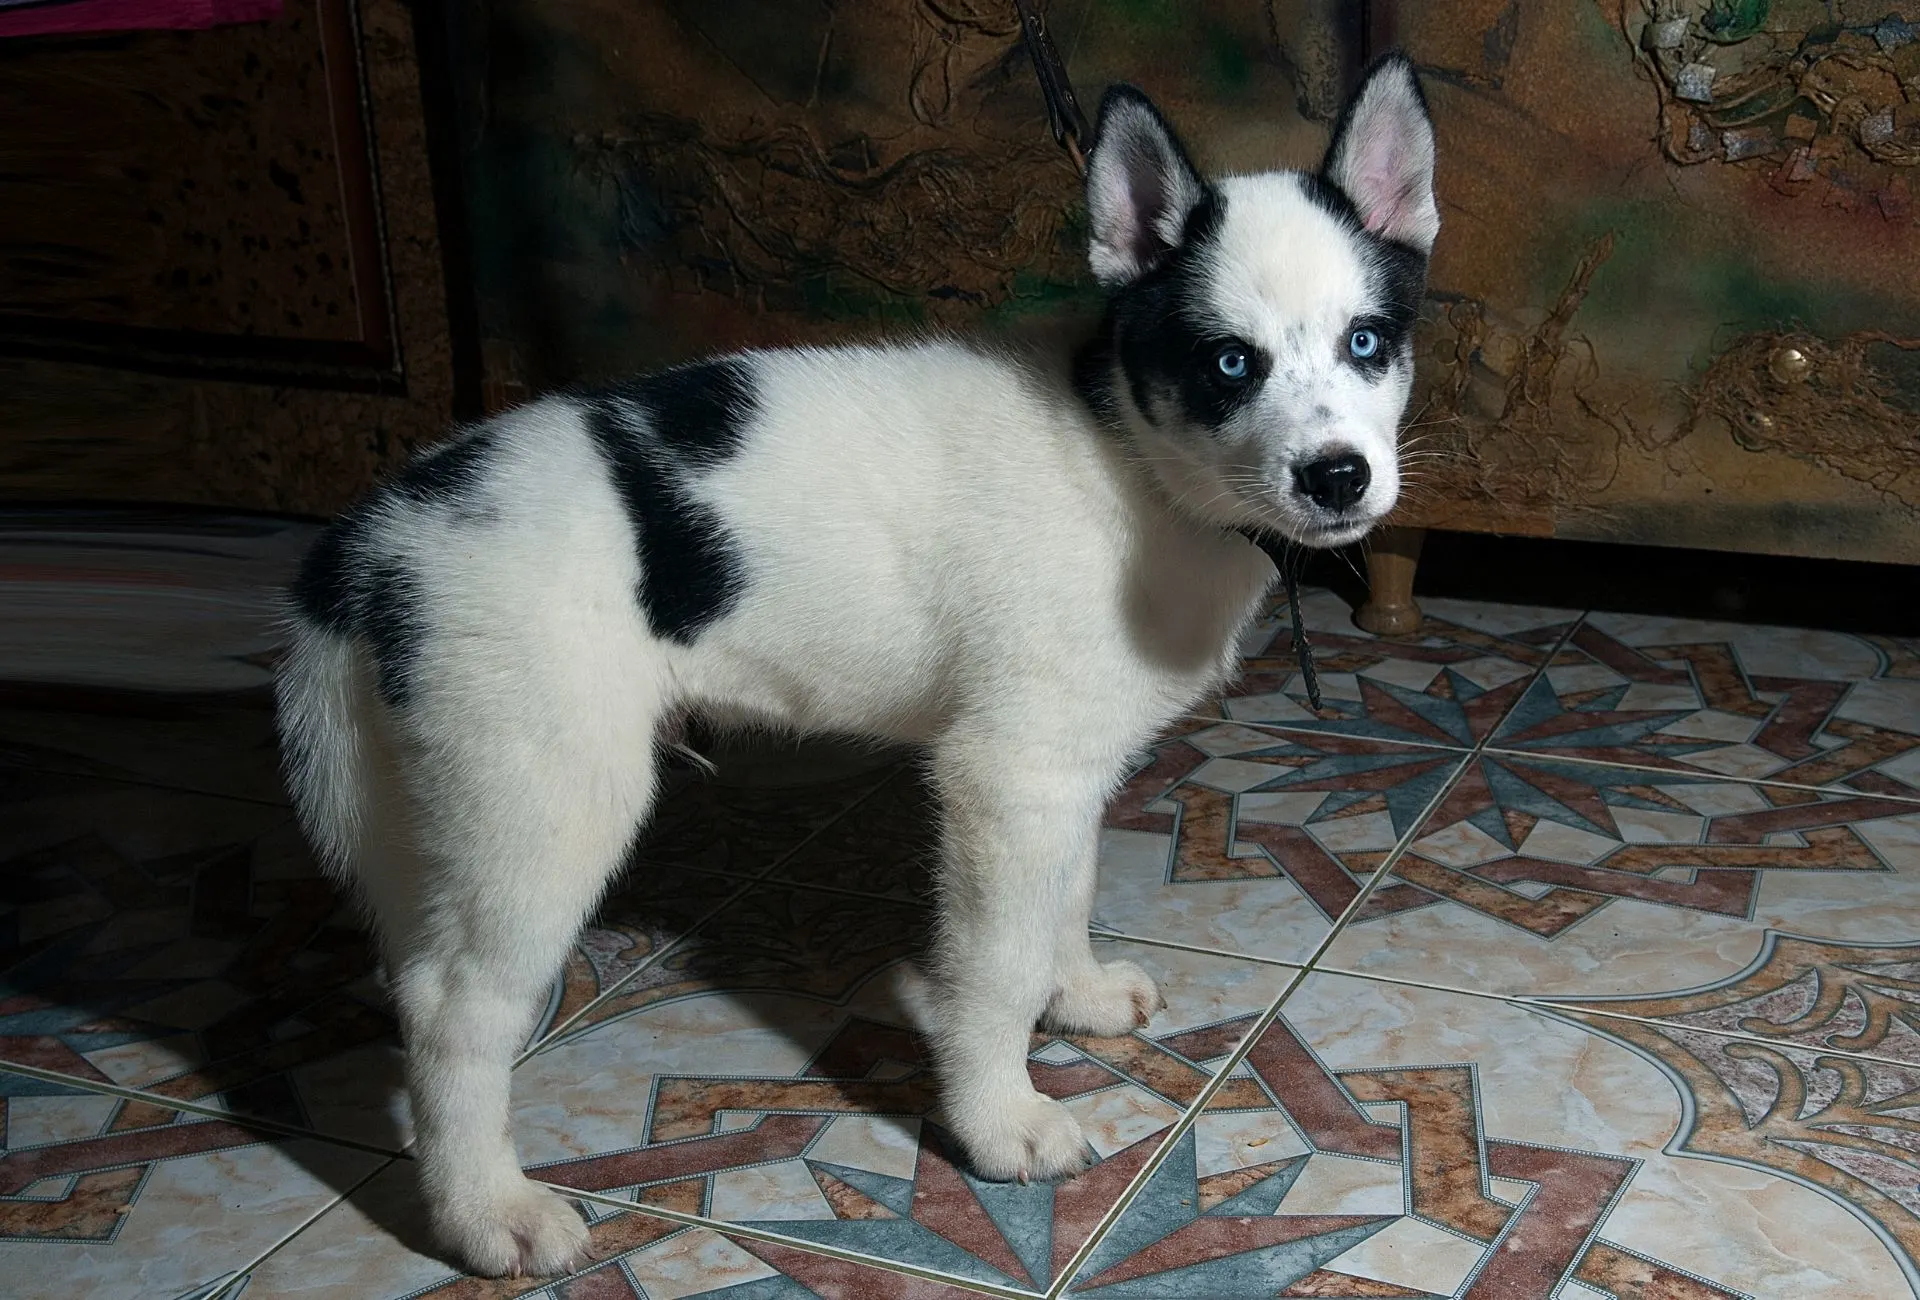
top-left (926, 737), bottom-right (1134, 1182)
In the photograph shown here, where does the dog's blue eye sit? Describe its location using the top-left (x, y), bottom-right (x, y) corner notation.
top-left (1349, 328), bottom-right (1380, 359)
top-left (1216, 348), bottom-right (1248, 380)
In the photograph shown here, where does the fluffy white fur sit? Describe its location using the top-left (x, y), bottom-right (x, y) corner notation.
top-left (276, 56), bottom-right (1436, 1278)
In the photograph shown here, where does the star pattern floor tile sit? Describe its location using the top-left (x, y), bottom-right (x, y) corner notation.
top-left (1209, 588), bottom-right (1577, 747)
top-left (1064, 972), bottom-right (1912, 1297)
top-left (10, 586), bottom-right (1920, 1298)
top-left (511, 927), bottom-right (1293, 1293)
top-left (1319, 749), bottom-right (1920, 1000)
top-left (1491, 613), bottom-right (1920, 798)
top-left (1094, 721), bottom-right (1469, 961)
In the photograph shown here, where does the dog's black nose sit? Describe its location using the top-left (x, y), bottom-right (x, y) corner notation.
top-left (1294, 454), bottom-right (1371, 513)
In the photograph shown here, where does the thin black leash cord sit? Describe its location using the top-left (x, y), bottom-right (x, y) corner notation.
top-left (1014, 0), bottom-right (1324, 711)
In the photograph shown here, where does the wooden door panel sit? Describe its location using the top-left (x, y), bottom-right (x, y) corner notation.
top-left (0, 0), bottom-right (397, 388)
top-left (0, 0), bottom-right (476, 515)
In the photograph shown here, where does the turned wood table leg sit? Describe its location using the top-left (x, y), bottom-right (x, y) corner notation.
top-left (1354, 525), bottom-right (1426, 636)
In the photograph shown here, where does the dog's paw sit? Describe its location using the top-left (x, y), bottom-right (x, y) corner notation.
top-left (953, 1089), bottom-right (1093, 1184)
top-left (435, 1177), bottom-right (591, 1279)
top-left (1042, 959), bottom-right (1165, 1038)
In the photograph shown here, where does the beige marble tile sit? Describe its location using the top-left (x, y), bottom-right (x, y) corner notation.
top-left (0, 1094), bottom-right (382, 1300)
top-left (1320, 1214), bottom-right (1487, 1294)
top-left (1067, 969), bottom-right (1911, 1295)
top-left (1092, 727), bottom-right (1466, 960)
top-left (1274, 974), bottom-right (1907, 1296)
top-left (497, 933), bottom-right (1286, 1290)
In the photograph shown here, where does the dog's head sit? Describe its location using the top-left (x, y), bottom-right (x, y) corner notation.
top-left (1078, 53), bottom-right (1437, 548)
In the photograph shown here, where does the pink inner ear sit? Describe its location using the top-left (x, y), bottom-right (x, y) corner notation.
top-left (1360, 176), bottom-right (1412, 234)
top-left (1348, 119), bottom-right (1415, 235)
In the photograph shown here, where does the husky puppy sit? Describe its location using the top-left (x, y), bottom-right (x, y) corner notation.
top-left (276, 53), bottom-right (1437, 1277)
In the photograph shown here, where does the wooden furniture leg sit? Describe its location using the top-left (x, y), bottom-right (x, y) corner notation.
top-left (1354, 526), bottom-right (1426, 636)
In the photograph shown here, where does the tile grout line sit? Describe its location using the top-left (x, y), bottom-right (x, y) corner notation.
top-left (1173, 711), bottom-right (1477, 758)
top-left (0, 1059), bottom-right (407, 1160)
top-left (203, 1154), bottom-right (402, 1293)
top-left (1039, 610), bottom-right (1567, 1295)
top-left (1476, 741), bottom-right (1920, 807)
top-left (560, 1186), bottom-right (1037, 1299)
top-left (739, 766), bottom-right (908, 886)
top-left (1293, 611), bottom-right (1592, 969)
top-left (1042, 762), bottom-right (1475, 1297)
top-left (1086, 927), bottom-right (1305, 972)
top-left (1043, 969), bottom-right (1313, 1298)
top-left (1296, 712), bottom-right (1492, 976)
top-left (0, 755), bottom-right (300, 811)
top-left (1469, 612), bottom-right (1590, 765)
top-left (515, 766), bottom-right (904, 1063)
top-left (1301, 960), bottom-right (1920, 1074)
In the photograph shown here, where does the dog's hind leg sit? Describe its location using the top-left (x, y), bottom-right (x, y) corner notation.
top-left (383, 649), bottom-right (665, 1278)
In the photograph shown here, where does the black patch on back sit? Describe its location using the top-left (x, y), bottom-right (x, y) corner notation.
top-left (287, 430), bottom-right (501, 705)
top-left (582, 358), bottom-right (756, 643)
top-left (599, 361), bottom-right (755, 468)
top-left (389, 429), bottom-right (498, 507)
top-left (289, 513), bottom-right (361, 634)
top-left (288, 510), bottom-right (430, 708)
top-left (358, 563), bottom-right (427, 706)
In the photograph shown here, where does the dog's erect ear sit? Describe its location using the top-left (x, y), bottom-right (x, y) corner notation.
top-left (1084, 86), bottom-right (1208, 287)
top-left (1321, 52), bottom-right (1439, 251)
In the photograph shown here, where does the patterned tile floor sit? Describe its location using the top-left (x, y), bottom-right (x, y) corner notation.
top-left (4, 590), bottom-right (1920, 1298)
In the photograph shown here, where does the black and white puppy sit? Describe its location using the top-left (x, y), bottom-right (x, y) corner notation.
top-left (277, 53), bottom-right (1438, 1278)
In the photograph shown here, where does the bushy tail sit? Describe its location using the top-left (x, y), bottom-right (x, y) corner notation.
top-left (275, 618), bottom-right (380, 877)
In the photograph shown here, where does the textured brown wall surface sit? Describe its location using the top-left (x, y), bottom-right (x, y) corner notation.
top-left (464, 0), bottom-right (1917, 564)
top-left (457, 0), bottom-right (1348, 393)
top-left (1390, 0), bottom-right (1920, 563)
top-left (0, 0), bottom-right (467, 518)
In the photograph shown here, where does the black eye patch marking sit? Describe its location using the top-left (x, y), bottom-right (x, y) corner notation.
top-left (1343, 315), bottom-right (1402, 377)
top-left (1086, 189), bottom-right (1283, 432)
top-left (1180, 336), bottom-right (1270, 427)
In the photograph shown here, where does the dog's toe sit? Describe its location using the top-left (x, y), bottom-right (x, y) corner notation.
top-left (1042, 959), bottom-right (1163, 1038)
top-left (437, 1178), bottom-right (591, 1279)
top-left (956, 1090), bottom-right (1093, 1184)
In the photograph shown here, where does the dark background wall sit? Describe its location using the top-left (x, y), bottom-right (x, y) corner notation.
top-left (447, 0), bottom-right (1359, 396)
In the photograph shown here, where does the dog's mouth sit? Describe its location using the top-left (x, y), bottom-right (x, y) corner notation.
top-left (1292, 516), bottom-right (1379, 548)
top-left (1237, 491), bottom-right (1384, 550)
